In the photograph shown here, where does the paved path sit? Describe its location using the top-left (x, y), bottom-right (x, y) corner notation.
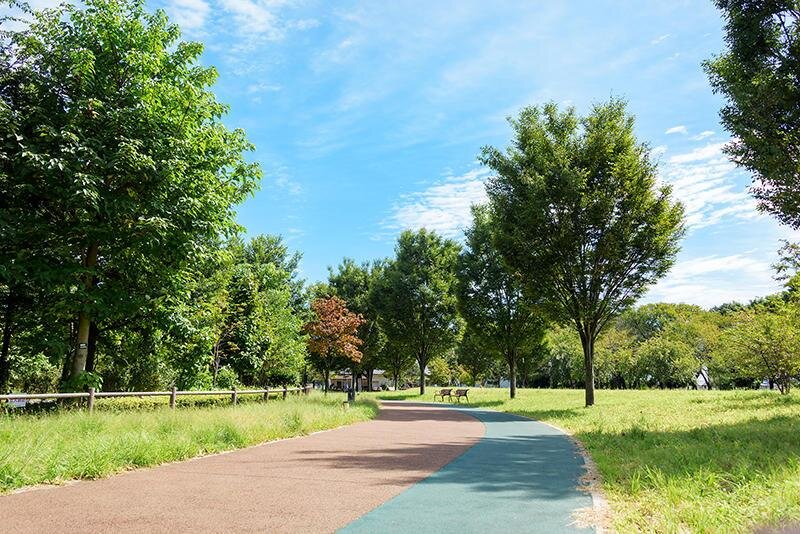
top-left (0, 401), bottom-right (593, 533)
top-left (342, 403), bottom-right (593, 533)
top-left (0, 403), bottom-right (483, 533)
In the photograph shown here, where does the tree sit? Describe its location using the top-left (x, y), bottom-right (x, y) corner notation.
top-left (719, 306), bottom-right (800, 394)
top-left (456, 205), bottom-right (545, 398)
top-left (329, 258), bottom-right (386, 391)
top-left (373, 229), bottom-right (461, 395)
top-left (483, 100), bottom-right (685, 406)
top-left (0, 0), bottom-right (260, 383)
top-left (705, 2), bottom-right (800, 228)
top-left (456, 328), bottom-right (497, 386)
top-left (303, 296), bottom-right (364, 392)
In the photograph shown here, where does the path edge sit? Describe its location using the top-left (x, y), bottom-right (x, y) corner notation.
top-left (386, 400), bottom-right (612, 533)
top-left (533, 418), bottom-right (612, 533)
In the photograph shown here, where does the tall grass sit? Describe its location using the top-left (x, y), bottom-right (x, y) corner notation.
top-left (375, 388), bottom-right (800, 533)
top-left (0, 392), bottom-right (377, 493)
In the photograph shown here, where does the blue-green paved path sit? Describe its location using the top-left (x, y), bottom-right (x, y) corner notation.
top-left (340, 402), bottom-right (593, 534)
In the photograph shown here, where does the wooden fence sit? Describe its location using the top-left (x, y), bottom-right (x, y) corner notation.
top-left (0, 385), bottom-right (312, 413)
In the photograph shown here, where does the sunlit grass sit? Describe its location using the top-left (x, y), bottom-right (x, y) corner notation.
top-left (374, 388), bottom-right (800, 533)
top-left (0, 392), bottom-right (377, 493)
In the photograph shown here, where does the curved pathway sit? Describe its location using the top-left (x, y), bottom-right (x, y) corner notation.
top-left (342, 402), bottom-right (593, 533)
top-left (0, 401), bottom-right (593, 533)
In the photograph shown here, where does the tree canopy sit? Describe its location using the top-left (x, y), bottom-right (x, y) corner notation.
top-left (706, 1), bottom-right (800, 228)
top-left (483, 99), bottom-right (685, 406)
top-left (0, 0), bottom-right (260, 386)
top-left (373, 229), bottom-right (461, 394)
top-left (456, 205), bottom-right (544, 398)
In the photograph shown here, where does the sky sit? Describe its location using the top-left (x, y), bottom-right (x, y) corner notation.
top-left (19, 0), bottom-right (800, 307)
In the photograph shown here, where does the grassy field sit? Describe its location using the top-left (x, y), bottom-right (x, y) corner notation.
top-left (0, 392), bottom-right (377, 493)
top-left (374, 388), bottom-right (800, 533)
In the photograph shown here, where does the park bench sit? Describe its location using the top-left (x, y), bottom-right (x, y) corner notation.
top-left (452, 389), bottom-right (469, 403)
top-left (433, 388), bottom-right (452, 402)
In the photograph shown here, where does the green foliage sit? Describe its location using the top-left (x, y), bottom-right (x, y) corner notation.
top-left (372, 229), bottom-right (461, 394)
top-left (705, 1), bottom-right (800, 228)
top-left (719, 305), bottom-right (800, 394)
top-left (456, 205), bottom-right (545, 397)
top-left (482, 99), bottom-right (685, 405)
top-left (427, 356), bottom-right (453, 386)
top-left (62, 371), bottom-right (103, 393)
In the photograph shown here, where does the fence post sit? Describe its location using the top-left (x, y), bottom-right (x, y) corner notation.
top-left (264, 387), bottom-right (269, 402)
top-left (283, 385), bottom-right (287, 400)
top-left (87, 387), bottom-right (95, 413)
top-left (170, 386), bottom-right (177, 409)
top-left (305, 384), bottom-right (310, 396)
top-left (232, 386), bottom-right (238, 405)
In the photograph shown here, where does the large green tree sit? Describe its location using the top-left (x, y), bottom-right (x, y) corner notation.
top-left (373, 229), bottom-right (461, 395)
top-left (483, 100), bottom-right (684, 406)
top-left (0, 0), bottom-right (260, 384)
top-left (456, 205), bottom-right (544, 398)
top-left (705, 1), bottom-right (800, 228)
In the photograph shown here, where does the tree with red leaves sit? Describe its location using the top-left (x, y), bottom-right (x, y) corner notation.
top-left (304, 296), bottom-right (365, 392)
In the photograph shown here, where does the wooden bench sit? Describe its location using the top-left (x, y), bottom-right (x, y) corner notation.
top-left (433, 388), bottom-right (452, 402)
top-left (452, 389), bottom-right (469, 403)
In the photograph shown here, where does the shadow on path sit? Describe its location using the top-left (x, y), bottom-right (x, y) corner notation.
top-left (340, 404), bottom-right (593, 533)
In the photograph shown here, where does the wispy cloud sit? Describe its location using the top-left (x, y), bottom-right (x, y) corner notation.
top-left (665, 125), bottom-right (688, 135)
top-left (165, 0), bottom-right (210, 30)
top-left (380, 169), bottom-right (491, 240)
top-left (645, 253), bottom-right (776, 307)
top-left (660, 142), bottom-right (758, 229)
top-left (691, 130), bottom-right (715, 141)
top-left (650, 33), bottom-right (670, 45)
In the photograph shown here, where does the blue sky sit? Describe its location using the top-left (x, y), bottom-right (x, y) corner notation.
top-left (24, 0), bottom-right (800, 307)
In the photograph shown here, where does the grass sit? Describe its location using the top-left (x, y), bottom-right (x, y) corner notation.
top-left (0, 392), bottom-right (377, 493)
top-left (373, 388), bottom-right (800, 533)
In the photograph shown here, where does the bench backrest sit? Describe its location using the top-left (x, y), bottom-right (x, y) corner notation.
top-left (437, 388), bottom-right (452, 394)
top-left (454, 389), bottom-right (468, 395)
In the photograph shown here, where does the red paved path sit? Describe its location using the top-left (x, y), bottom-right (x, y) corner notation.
top-left (0, 402), bottom-right (483, 533)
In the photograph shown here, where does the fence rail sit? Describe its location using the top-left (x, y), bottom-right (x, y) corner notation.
top-left (0, 385), bottom-right (312, 412)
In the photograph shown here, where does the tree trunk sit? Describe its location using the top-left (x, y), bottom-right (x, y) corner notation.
top-left (70, 242), bottom-right (99, 380)
top-left (85, 321), bottom-right (99, 373)
top-left (418, 356), bottom-right (426, 395)
top-left (580, 331), bottom-right (596, 407)
top-left (323, 368), bottom-right (330, 393)
top-left (509, 355), bottom-right (517, 399)
top-left (366, 368), bottom-right (374, 392)
top-left (393, 367), bottom-right (400, 390)
top-left (0, 293), bottom-right (14, 393)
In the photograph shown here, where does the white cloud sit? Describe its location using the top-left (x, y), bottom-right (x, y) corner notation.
top-left (691, 130), bottom-right (715, 141)
top-left (166, 0), bottom-right (210, 30)
top-left (645, 254), bottom-right (776, 307)
top-left (660, 142), bottom-right (758, 230)
top-left (668, 142), bottom-right (726, 164)
top-left (650, 33), bottom-right (670, 45)
top-left (219, 0), bottom-right (282, 37)
top-left (381, 169), bottom-right (491, 239)
top-left (665, 125), bottom-right (688, 135)
top-left (246, 82), bottom-right (281, 93)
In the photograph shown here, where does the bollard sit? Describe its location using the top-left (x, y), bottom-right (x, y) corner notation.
top-left (232, 387), bottom-right (238, 405)
top-left (264, 387), bottom-right (269, 402)
top-left (283, 385), bottom-right (287, 400)
top-left (88, 387), bottom-right (95, 413)
top-left (170, 386), bottom-right (177, 409)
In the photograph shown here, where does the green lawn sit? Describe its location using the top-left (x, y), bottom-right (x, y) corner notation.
top-left (374, 388), bottom-right (800, 533)
top-left (0, 392), bottom-right (377, 493)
